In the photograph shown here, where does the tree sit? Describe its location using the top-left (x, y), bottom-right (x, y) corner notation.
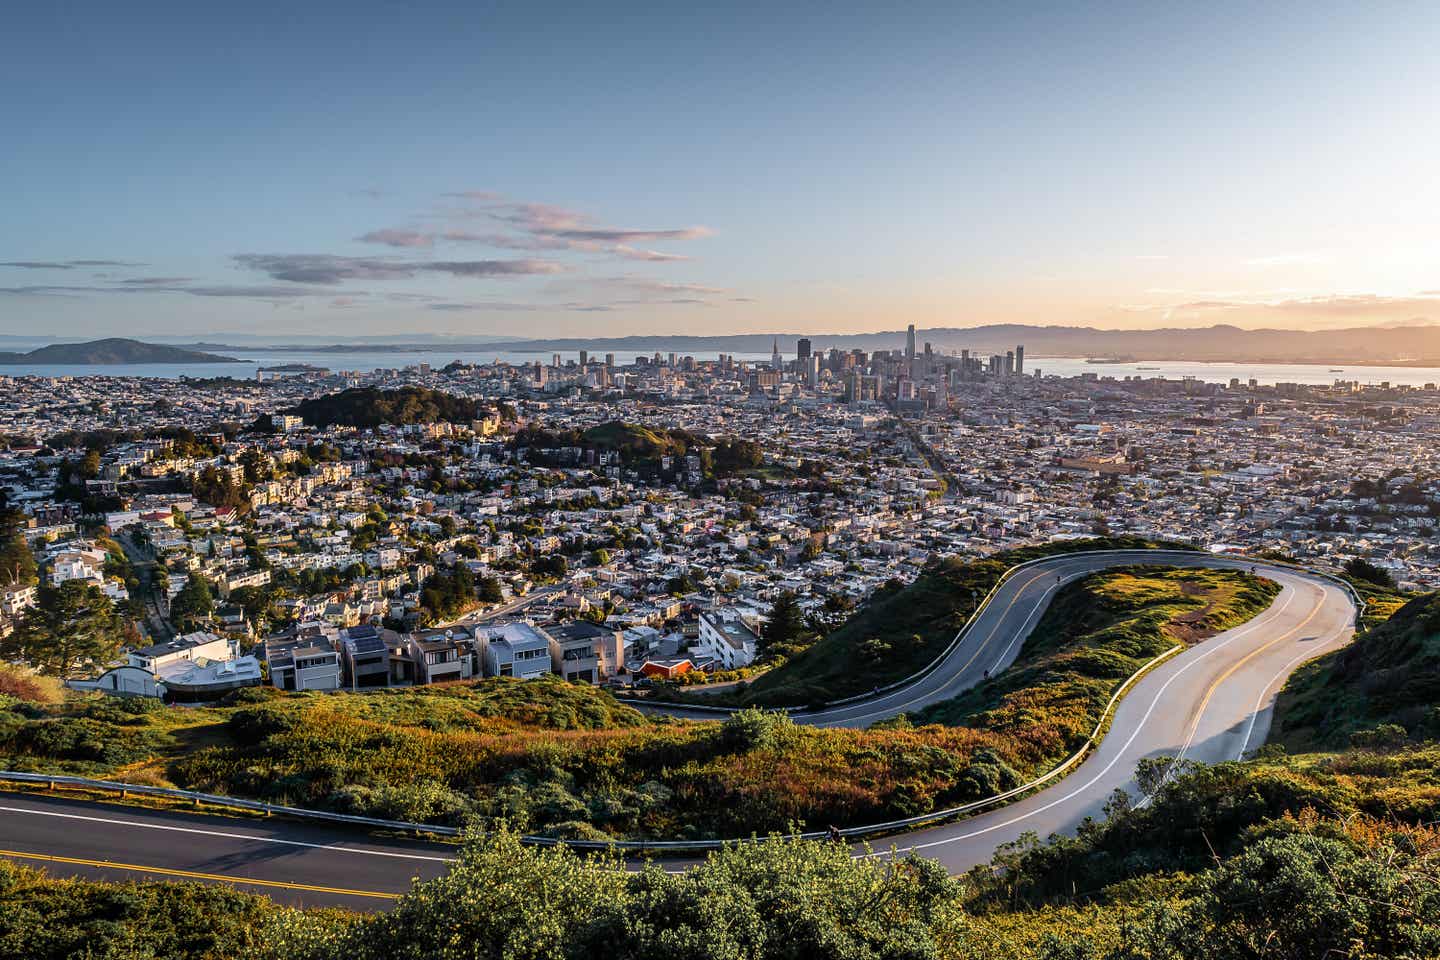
top-left (170, 574), bottom-right (215, 628)
top-left (477, 575), bottom-right (504, 604)
top-left (192, 466), bottom-right (249, 513)
top-left (1343, 557), bottom-right (1396, 589)
top-left (0, 581), bottom-right (124, 678)
top-left (0, 510), bottom-right (37, 587)
top-left (760, 590), bottom-right (804, 656)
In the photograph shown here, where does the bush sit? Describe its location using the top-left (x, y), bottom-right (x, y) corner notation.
top-left (1349, 723), bottom-right (1409, 751)
top-left (716, 708), bottom-right (793, 753)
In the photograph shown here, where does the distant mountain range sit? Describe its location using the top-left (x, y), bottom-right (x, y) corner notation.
top-left (7, 324), bottom-right (1440, 366)
top-left (174, 323), bottom-right (1440, 365)
top-left (0, 338), bottom-right (236, 365)
top-left (458, 324), bottom-right (1440, 364)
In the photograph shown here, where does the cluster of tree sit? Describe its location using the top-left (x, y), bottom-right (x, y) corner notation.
top-left (1344, 556), bottom-right (1398, 588)
top-left (759, 590), bottom-right (816, 660)
top-left (418, 565), bottom-right (502, 623)
top-left (529, 555), bottom-right (567, 580)
top-left (708, 437), bottom-right (764, 476)
top-left (43, 425), bottom-right (222, 458)
top-left (0, 509), bottom-right (37, 588)
top-left (168, 574), bottom-right (215, 629)
top-left (276, 387), bottom-right (485, 430)
top-left (512, 421), bottom-right (698, 466)
top-left (0, 581), bottom-right (124, 678)
top-left (191, 465), bottom-right (251, 513)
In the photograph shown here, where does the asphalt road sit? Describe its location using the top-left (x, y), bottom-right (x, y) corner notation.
top-left (0, 550), bottom-right (1356, 907)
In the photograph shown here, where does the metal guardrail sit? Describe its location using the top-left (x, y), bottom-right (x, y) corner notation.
top-left (0, 549), bottom-right (1364, 854)
top-left (0, 636), bottom-right (1187, 852)
top-left (0, 771), bottom-right (463, 837)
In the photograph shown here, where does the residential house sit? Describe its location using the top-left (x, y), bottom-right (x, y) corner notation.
top-left (697, 609), bottom-right (760, 671)
top-left (479, 621), bottom-right (554, 679)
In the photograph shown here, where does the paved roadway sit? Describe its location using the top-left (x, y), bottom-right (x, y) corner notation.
top-left (0, 550), bottom-right (1356, 907)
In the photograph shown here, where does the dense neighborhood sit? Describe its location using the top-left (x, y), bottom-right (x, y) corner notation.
top-left (0, 337), bottom-right (1435, 700)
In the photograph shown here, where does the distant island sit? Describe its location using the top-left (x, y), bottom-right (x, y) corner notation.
top-left (0, 338), bottom-right (237, 365)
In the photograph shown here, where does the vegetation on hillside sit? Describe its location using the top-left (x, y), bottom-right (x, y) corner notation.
top-left (915, 567), bottom-right (1279, 750)
top-left (0, 567), bottom-right (1271, 842)
top-left (726, 537), bottom-right (1195, 708)
top-left (280, 387), bottom-right (485, 430)
top-left (1274, 589), bottom-right (1440, 751)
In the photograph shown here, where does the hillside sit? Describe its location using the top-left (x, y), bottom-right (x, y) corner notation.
top-left (582, 421), bottom-right (690, 459)
top-left (718, 537), bottom-right (1188, 708)
top-left (0, 570), bottom-right (1258, 845)
top-left (281, 387), bottom-right (482, 429)
top-left (1273, 590), bottom-right (1440, 750)
top-left (7, 581), bottom-right (1440, 958)
top-left (0, 338), bottom-right (235, 364)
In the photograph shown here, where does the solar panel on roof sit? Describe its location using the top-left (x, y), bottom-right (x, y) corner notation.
top-left (351, 635), bottom-right (387, 654)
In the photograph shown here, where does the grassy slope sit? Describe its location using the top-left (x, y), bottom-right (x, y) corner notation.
top-left (1273, 590), bottom-right (1440, 751)
top-left (0, 568), bottom-right (1275, 843)
top-left (729, 536), bottom-right (1189, 708)
top-left (914, 567), bottom-right (1280, 753)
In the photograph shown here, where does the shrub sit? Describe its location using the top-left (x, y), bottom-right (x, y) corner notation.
top-left (1349, 723), bottom-right (1409, 751)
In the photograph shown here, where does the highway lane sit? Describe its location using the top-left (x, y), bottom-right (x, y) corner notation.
top-left (0, 792), bottom-right (456, 910)
top-left (635, 549), bottom-right (1350, 729)
top-left (0, 550), bottom-right (1357, 905)
top-left (866, 565), bottom-right (1355, 872)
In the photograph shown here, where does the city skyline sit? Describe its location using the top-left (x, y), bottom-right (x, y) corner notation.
top-left (4, 1), bottom-right (1440, 340)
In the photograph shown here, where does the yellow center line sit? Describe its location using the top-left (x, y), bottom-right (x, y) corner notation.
top-left (1175, 583), bottom-right (1327, 760)
top-left (0, 848), bottom-right (400, 900)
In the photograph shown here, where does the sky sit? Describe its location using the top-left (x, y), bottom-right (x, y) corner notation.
top-left (3, 0), bottom-right (1439, 342)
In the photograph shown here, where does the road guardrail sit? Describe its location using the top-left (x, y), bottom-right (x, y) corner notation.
top-left (0, 634), bottom-right (1193, 851)
top-left (0, 548), bottom-right (1363, 854)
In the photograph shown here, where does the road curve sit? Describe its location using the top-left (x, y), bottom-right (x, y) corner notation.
top-left (0, 550), bottom-right (1356, 906)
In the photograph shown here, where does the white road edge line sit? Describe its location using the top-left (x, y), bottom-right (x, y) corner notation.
top-left (871, 578), bottom-right (1318, 854)
top-left (0, 805), bottom-right (456, 863)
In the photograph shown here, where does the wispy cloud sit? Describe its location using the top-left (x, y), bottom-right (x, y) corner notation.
top-left (434, 193), bottom-right (711, 260)
top-left (356, 229), bottom-right (434, 249)
top-left (0, 259), bottom-right (143, 270)
top-left (233, 253), bottom-right (565, 284)
top-left (0, 282), bottom-right (350, 300)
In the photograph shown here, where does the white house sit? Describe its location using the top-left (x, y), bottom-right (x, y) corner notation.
top-left (697, 609), bottom-right (760, 671)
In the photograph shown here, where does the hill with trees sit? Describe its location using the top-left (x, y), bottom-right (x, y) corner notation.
top-left (279, 387), bottom-right (486, 430)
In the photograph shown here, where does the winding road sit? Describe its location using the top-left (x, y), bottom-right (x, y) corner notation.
top-left (0, 550), bottom-right (1357, 908)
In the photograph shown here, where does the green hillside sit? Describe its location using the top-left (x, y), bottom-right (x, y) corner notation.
top-left (725, 537), bottom-right (1191, 708)
top-left (1274, 590), bottom-right (1440, 751)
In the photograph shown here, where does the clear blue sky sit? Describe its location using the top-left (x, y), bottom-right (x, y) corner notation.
top-left (3, 1), bottom-right (1438, 340)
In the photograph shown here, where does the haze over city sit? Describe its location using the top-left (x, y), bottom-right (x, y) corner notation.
top-left (4, 1), bottom-right (1440, 341)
